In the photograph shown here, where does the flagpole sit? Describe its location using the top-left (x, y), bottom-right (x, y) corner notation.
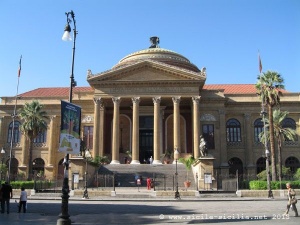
top-left (7, 55), bottom-right (22, 183)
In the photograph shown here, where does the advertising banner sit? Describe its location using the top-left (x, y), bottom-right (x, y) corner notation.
top-left (59, 100), bottom-right (81, 154)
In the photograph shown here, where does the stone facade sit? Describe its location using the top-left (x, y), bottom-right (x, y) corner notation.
top-left (0, 42), bottom-right (299, 182)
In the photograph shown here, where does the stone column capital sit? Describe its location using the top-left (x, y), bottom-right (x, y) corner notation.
top-left (172, 96), bottom-right (181, 104)
top-left (192, 96), bottom-right (201, 103)
top-left (112, 97), bottom-right (121, 104)
top-left (152, 96), bottom-right (161, 104)
top-left (132, 97), bottom-right (141, 104)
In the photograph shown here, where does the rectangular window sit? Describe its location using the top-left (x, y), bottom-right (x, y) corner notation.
top-left (83, 126), bottom-right (94, 149)
top-left (202, 124), bottom-right (215, 149)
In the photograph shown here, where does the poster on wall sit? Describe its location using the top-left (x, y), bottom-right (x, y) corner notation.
top-left (59, 100), bottom-right (81, 154)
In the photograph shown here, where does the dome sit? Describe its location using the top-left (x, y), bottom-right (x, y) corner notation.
top-left (113, 37), bottom-right (200, 72)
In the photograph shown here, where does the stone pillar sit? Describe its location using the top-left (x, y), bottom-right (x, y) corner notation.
top-left (93, 98), bottom-right (102, 158)
top-left (172, 96), bottom-right (181, 151)
top-left (47, 116), bottom-right (58, 167)
top-left (21, 133), bottom-right (29, 167)
top-left (131, 97), bottom-right (140, 164)
top-left (153, 97), bottom-right (162, 164)
top-left (111, 97), bottom-right (121, 164)
top-left (219, 109), bottom-right (229, 176)
top-left (244, 113), bottom-right (255, 175)
top-left (99, 100), bottom-right (105, 157)
top-left (192, 96), bottom-right (201, 159)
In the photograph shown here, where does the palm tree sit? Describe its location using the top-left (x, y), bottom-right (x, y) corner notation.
top-left (256, 70), bottom-right (284, 181)
top-left (18, 100), bottom-right (49, 180)
top-left (259, 109), bottom-right (297, 182)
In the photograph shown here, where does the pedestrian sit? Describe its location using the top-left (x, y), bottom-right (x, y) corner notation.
top-left (149, 156), bottom-right (153, 164)
top-left (18, 187), bottom-right (27, 213)
top-left (146, 177), bottom-right (151, 190)
top-left (0, 181), bottom-right (13, 214)
top-left (284, 182), bottom-right (298, 217)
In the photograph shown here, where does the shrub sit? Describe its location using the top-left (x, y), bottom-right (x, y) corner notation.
top-left (249, 180), bottom-right (300, 190)
top-left (293, 168), bottom-right (300, 180)
top-left (10, 181), bottom-right (34, 189)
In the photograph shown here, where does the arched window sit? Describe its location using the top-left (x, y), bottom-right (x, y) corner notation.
top-left (32, 158), bottom-right (45, 174)
top-left (283, 118), bottom-right (298, 141)
top-left (254, 118), bottom-right (264, 143)
top-left (285, 156), bottom-right (300, 173)
top-left (228, 157), bottom-right (243, 176)
top-left (226, 119), bottom-right (241, 142)
top-left (256, 157), bottom-right (266, 174)
top-left (33, 131), bottom-right (47, 143)
top-left (7, 121), bottom-right (21, 143)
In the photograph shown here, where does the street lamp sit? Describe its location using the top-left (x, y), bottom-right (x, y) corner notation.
top-left (1, 148), bottom-right (5, 181)
top-left (82, 149), bottom-right (92, 199)
top-left (57, 10), bottom-right (78, 225)
top-left (174, 147), bottom-right (180, 199)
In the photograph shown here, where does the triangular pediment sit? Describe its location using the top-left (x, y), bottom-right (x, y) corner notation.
top-left (88, 60), bottom-right (205, 84)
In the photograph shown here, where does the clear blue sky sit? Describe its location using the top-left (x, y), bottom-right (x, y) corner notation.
top-left (0, 0), bottom-right (299, 97)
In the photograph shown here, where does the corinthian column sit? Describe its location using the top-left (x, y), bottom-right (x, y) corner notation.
top-left (172, 96), bottom-right (181, 152)
top-left (48, 116), bottom-right (58, 167)
top-left (93, 98), bottom-right (102, 158)
top-left (99, 100), bottom-right (105, 157)
top-left (153, 97), bottom-right (162, 164)
top-left (192, 96), bottom-right (201, 159)
top-left (111, 97), bottom-right (121, 164)
top-left (131, 97), bottom-right (140, 164)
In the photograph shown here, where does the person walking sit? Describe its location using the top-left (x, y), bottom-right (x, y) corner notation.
top-left (18, 187), bottom-right (27, 213)
top-left (284, 183), bottom-right (298, 217)
top-left (0, 181), bottom-right (13, 214)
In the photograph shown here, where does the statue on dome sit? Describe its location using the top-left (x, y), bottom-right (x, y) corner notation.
top-left (149, 36), bottom-right (160, 48)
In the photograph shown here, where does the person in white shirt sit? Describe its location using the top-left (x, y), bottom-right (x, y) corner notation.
top-left (18, 187), bottom-right (27, 213)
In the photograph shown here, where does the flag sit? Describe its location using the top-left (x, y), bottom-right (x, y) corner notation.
top-left (18, 55), bottom-right (22, 77)
top-left (258, 52), bottom-right (262, 73)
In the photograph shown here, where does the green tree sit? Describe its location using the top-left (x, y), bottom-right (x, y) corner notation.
top-left (259, 109), bottom-right (297, 182)
top-left (18, 100), bottom-right (49, 180)
top-left (256, 71), bottom-right (284, 181)
top-left (179, 155), bottom-right (195, 181)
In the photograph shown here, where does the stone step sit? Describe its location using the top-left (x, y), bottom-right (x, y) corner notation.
top-left (98, 164), bottom-right (193, 188)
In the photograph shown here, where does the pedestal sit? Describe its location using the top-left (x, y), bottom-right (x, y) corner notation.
top-left (193, 156), bottom-right (217, 190)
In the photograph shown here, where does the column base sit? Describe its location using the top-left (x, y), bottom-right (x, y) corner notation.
top-left (130, 160), bottom-right (140, 164)
top-left (110, 160), bottom-right (120, 164)
top-left (152, 160), bottom-right (162, 164)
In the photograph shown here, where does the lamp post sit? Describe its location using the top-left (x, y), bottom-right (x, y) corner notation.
top-left (82, 149), bottom-right (92, 199)
top-left (1, 148), bottom-right (5, 181)
top-left (174, 148), bottom-right (180, 199)
top-left (57, 10), bottom-right (77, 225)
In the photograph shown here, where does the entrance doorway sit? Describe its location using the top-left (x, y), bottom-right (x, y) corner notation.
top-left (139, 116), bottom-right (153, 163)
top-left (139, 130), bottom-right (153, 163)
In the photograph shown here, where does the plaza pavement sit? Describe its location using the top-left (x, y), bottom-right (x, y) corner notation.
top-left (1, 188), bottom-right (299, 225)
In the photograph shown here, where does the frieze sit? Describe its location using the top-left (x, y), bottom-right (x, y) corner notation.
top-left (109, 86), bottom-right (195, 94)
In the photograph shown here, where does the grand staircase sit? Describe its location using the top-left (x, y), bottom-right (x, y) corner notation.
top-left (97, 164), bottom-right (195, 190)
